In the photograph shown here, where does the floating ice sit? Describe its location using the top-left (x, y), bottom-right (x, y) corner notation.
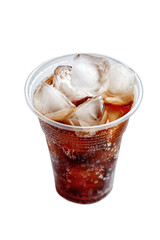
top-left (65, 96), bottom-right (107, 126)
top-left (54, 55), bottom-right (110, 102)
top-left (34, 54), bottom-right (135, 125)
top-left (54, 65), bottom-right (86, 101)
top-left (102, 63), bottom-right (135, 105)
top-left (71, 54), bottom-right (110, 97)
top-left (107, 64), bottom-right (135, 94)
top-left (34, 83), bottom-right (75, 120)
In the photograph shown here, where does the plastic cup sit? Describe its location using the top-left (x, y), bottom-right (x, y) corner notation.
top-left (25, 54), bottom-right (143, 204)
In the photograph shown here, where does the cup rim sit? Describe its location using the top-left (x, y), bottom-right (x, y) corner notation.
top-left (24, 53), bottom-right (143, 131)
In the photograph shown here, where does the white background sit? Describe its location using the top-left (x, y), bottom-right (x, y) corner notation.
top-left (0, 0), bottom-right (159, 239)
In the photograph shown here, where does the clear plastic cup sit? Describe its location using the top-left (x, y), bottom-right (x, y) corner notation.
top-left (25, 54), bottom-right (143, 204)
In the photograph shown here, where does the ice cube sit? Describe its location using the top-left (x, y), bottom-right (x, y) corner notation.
top-left (54, 65), bottom-right (86, 101)
top-left (108, 64), bottom-right (135, 94)
top-left (53, 55), bottom-right (110, 102)
top-left (102, 63), bottom-right (135, 105)
top-left (71, 54), bottom-right (110, 97)
top-left (34, 82), bottom-right (75, 120)
top-left (65, 96), bottom-right (107, 126)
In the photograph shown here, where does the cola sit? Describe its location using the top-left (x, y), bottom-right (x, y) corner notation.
top-left (40, 108), bottom-right (131, 203)
top-left (25, 54), bottom-right (143, 203)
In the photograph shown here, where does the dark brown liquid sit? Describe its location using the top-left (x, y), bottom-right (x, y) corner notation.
top-left (40, 117), bottom-right (130, 203)
top-left (41, 78), bottom-right (133, 203)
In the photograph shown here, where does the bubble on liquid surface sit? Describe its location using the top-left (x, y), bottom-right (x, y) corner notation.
top-left (34, 82), bottom-right (75, 120)
top-left (65, 96), bottom-right (107, 126)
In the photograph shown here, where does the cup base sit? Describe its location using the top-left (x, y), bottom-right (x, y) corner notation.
top-left (56, 186), bottom-right (112, 204)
